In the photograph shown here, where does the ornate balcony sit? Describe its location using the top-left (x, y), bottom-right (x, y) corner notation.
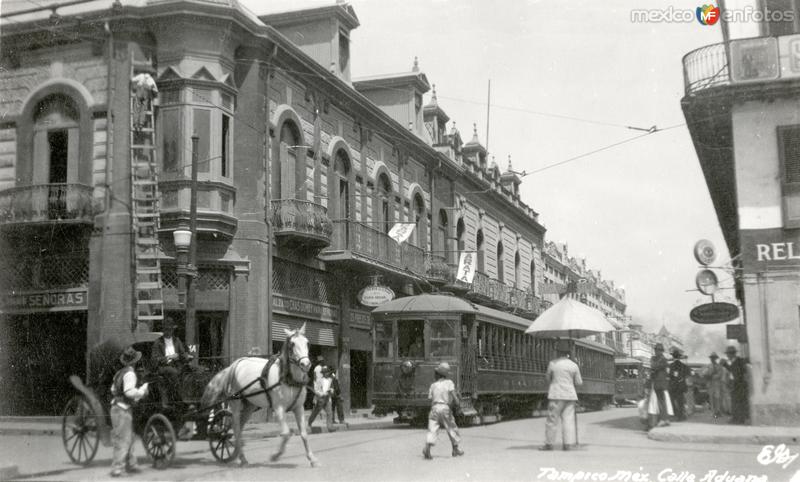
top-left (424, 253), bottom-right (451, 285)
top-left (320, 220), bottom-right (427, 279)
top-left (0, 184), bottom-right (98, 227)
top-left (465, 272), bottom-right (510, 308)
top-left (271, 199), bottom-right (332, 251)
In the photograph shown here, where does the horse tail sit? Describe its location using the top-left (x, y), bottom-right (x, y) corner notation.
top-left (201, 365), bottom-right (233, 409)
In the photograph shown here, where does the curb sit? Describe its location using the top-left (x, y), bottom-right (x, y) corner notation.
top-left (648, 430), bottom-right (800, 445)
top-left (0, 464), bottom-right (19, 481)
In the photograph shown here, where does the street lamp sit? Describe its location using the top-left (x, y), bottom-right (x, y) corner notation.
top-left (173, 228), bottom-right (197, 363)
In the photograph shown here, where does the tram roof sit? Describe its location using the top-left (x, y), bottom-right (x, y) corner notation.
top-left (372, 293), bottom-right (479, 316)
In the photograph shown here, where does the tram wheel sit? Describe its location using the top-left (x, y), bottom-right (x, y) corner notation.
top-left (208, 409), bottom-right (239, 463)
top-left (143, 413), bottom-right (176, 469)
top-left (62, 395), bottom-right (100, 466)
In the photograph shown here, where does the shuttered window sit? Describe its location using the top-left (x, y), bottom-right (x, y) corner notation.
top-left (778, 125), bottom-right (800, 227)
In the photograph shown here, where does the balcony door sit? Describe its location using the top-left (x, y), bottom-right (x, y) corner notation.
top-left (332, 150), bottom-right (351, 247)
top-left (33, 95), bottom-right (79, 218)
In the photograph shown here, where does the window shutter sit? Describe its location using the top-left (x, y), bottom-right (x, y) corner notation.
top-left (778, 125), bottom-right (800, 227)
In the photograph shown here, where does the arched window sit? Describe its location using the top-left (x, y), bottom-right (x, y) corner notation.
top-left (376, 173), bottom-right (392, 233)
top-left (515, 251), bottom-right (522, 288)
top-left (331, 150), bottom-right (351, 245)
top-left (456, 218), bottom-right (466, 252)
top-left (436, 209), bottom-right (448, 256)
top-left (278, 122), bottom-right (301, 199)
top-left (497, 241), bottom-right (505, 283)
top-left (476, 229), bottom-right (485, 273)
top-left (413, 193), bottom-right (426, 248)
top-left (33, 94), bottom-right (79, 185)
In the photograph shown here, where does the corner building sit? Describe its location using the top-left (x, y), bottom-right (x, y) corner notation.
top-left (682, 2), bottom-right (800, 425)
top-left (0, 1), bottom-right (624, 415)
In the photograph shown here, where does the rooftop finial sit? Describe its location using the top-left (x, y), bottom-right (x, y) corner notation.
top-left (412, 56), bottom-right (419, 72)
top-left (471, 123), bottom-right (480, 144)
top-left (507, 154), bottom-right (512, 172)
top-left (431, 84), bottom-right (437, 103)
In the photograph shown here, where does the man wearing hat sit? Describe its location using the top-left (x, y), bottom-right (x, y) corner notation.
top-left (704, 352), bottom-right (725, 418)
top-left (648, 343), bottom-right (670, 429)
top-left (540, 340), bottom-right (583, 451)
top-left (307, 365), bottom-right (334, 432)
top-left (110, 346), bottom-right (149, 477)
top-left (423, 362), bottom-right (464, 459)
top-left (150, 317), bottom-right (191, 407)
top-left (725, 346), bottom-right (750, 424)
top-left (668, 348), bottom-right (690, 421)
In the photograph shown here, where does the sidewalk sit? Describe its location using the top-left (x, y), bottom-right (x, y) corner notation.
top-left (0, 409), bottom-right (396, 438)
top-left (647, 408), bottom-right (800, 444)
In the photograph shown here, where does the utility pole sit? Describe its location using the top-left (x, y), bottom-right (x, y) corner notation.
top-left (186, 133), bottom-right (199, 364)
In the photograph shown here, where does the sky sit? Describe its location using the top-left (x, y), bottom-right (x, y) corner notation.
top-left (240, 0), bottom-right (736, 347)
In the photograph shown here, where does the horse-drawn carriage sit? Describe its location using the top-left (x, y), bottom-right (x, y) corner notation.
top-left (61, 334), bottom-right (240, 469)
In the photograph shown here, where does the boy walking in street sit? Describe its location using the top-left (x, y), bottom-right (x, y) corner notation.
top-left (110, 346), bottom-right (149, 477)
top-left (423, 362), bottom-right (464, 459)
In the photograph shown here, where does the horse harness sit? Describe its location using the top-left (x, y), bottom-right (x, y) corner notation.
top-left (228, 336), bottom-right (308, 412)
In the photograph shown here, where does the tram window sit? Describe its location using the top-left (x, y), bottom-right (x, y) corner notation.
top-left (375, 321), bottom-right (395, 359)
top-left (429, 320), bottom-right (456, 358)
top-left (398, 320), bottom-right (425, 358)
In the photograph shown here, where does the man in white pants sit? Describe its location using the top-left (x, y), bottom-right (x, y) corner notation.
top-left (540, 340), bottom-right (583, 451)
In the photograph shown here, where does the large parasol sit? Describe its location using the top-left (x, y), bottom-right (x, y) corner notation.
top-left (525, 296), bottom-right (616, 448)
top-left (525, 296), bottom-right (615, 338)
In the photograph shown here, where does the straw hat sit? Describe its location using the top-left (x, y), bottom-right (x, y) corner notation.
top-left (435, 362), bottom-right (451, 376)
top-left (119, 347), bottom-right (142, 366)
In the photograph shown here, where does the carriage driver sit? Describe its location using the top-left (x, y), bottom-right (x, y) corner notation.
top-left (151, 317), bottom-right (192, 407)
top-left (110, 346), bottom-right (149, 477)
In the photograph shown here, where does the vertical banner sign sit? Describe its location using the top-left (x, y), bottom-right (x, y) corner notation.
top-left (388, 222), bottom-right (415, 244)
top-left (456, 252), bottom-right (477, 284)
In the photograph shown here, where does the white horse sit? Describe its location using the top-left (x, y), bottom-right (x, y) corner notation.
top-left (201, 324), bottom-right (317, 466)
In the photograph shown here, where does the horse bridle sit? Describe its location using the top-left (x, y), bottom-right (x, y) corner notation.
top-left (286, 333), bottom-right (310, 369)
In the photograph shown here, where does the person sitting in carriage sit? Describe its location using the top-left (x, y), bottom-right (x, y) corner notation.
top-left (150, 317), bottom-right (193, 407)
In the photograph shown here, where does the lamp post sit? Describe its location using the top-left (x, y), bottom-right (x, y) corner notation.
top-left (173, 133), bottom-right (199, 365)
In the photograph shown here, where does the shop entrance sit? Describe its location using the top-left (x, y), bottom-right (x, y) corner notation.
top-left (350, 349), bottom-right (370, 409)
top-left (0, 312), bottom-right (87, 415)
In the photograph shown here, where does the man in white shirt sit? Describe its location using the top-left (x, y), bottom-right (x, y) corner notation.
top-left (307, 366), bottom-right (334, 431)
top-left (422, 362), bottom-right (464, 459)
top-left (110, 346), bottom-right (149, 477)
top-left (540, 340), bottom-right (583, 451)
top-left (150, 318), bottom-right (190, 407)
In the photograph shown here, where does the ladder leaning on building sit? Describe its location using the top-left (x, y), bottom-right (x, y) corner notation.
top-left (129, 68), bottom-right (164, 332)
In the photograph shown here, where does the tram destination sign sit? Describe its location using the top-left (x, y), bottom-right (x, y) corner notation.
top-left (2, 289), bottom-right (88, 314)
top-left (690, 302), bottom-right (740, 324)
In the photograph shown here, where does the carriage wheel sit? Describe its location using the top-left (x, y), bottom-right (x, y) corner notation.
top-left (208, 409), bottom-right (238, 463)
top-left (62, 395), bottom-right (100, 466)
top-left (142, 414), bottom-right (176, 469)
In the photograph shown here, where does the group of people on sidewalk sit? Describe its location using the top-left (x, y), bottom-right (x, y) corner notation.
top-left (644, 343), bottom-right (750, 431)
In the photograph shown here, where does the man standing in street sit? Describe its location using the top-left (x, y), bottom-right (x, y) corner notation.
top-left (307, 366), bottom-right (334, 432)
top-left (540, 340), bottom-right (583, 451)
top-left (705, 352), bottom-right (724, 418)
top-left (649, 343), bottom-right (670, 429)
top-left (668, 347), bottom-right (690, 421)
top-left (110, 346), bottom-right (149, 477)
top-left (725, 346), bottom-right (750, 424)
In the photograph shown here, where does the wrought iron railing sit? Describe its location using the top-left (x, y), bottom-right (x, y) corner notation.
top-left (0, 184), bottom-right (97, 225)
top-left (325, 220), bottom-right (426, 275)
top-left (424, 253), bottom-right (451, 283)
top-left (683, 41), bottom-right (731, 94)
top-left (1, 254), bottom-right (89, 291)
top-left (271, 199), bottom-right (332, 243)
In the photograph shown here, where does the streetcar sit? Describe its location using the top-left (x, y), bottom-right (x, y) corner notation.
top-left (370, 293), bottom-right (615, 425)
top-left (613, 357), bottom-right (650, 406)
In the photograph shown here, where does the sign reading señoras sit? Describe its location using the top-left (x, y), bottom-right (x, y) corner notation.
top-left (2, 289), bottom-right (88, 313)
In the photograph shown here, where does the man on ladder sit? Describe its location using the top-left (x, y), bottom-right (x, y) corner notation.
top-left (131, 68), bottom-right (158, 131)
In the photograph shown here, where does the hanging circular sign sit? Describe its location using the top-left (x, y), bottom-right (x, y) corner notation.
top-left (693, 239), bottom-right (717, 266)
top-left (690, 302), bottom-right (739, 324)
top-left (695, 269), bottom-right (719, 295)
top-left (358, 285), bottom-right (395, 307)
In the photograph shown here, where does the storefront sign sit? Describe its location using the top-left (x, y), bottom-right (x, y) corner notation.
top-left (388, 222), bottom-right (415, 244)
top-left (272, 294), bottom-right (338, 322)
top-left (726, 324), bottom-right (748, 342)
top-left (2, 289), bottom-right (88, 313)
top-left (690, 302), bottom-right (740, 324)
top-left (741, 228), bottom-right (800, 270)
top-left (358, 285), bottom-right (395, 307)
top-left (456, 252), bottom-right (476, 284)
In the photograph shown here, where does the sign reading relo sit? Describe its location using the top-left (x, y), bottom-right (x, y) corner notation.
top-left (690, 302), bottom-right (740, 324)
top-left (358, 285), bottom-right (395, 307)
